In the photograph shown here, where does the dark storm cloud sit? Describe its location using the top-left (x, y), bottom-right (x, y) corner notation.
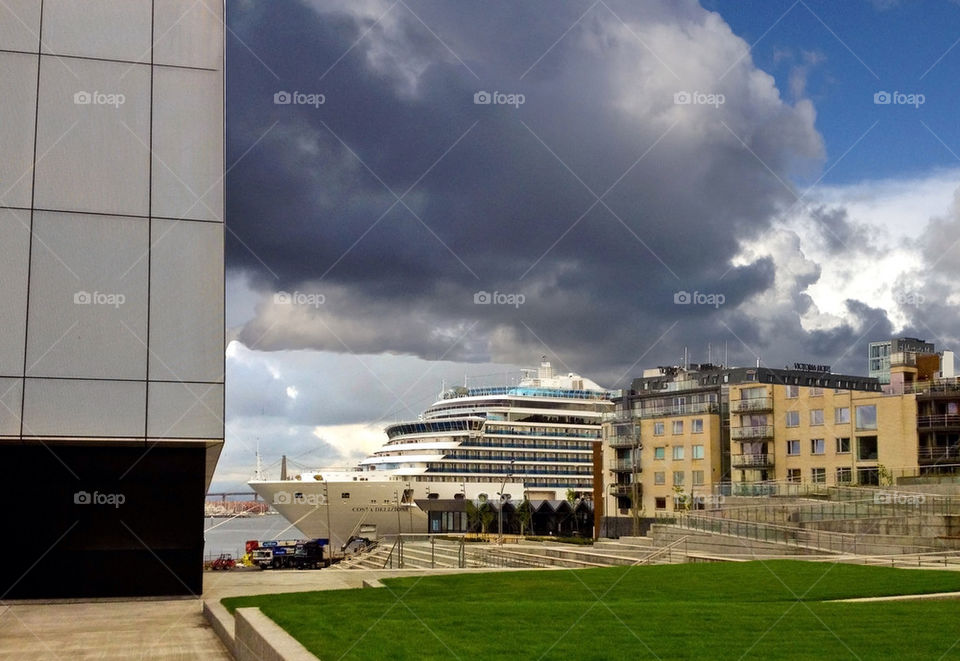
top-left (224, 0), bottom-right (889, 383)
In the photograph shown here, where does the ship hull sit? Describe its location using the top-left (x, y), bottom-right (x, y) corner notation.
top-left (249, 478), bottom-right (524, 548)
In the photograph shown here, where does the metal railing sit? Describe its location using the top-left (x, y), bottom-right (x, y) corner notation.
top-left (633, 535), bottom-right (688, 565)
top-left (609, 483), bottom-right (640, 497)
top-left (731, 425), bottom-right (774, 440)
top-left (704, 494), bottom-right (960, 525)
top-left (676, 514), bottom-right (867, 554)
top-left (907, 379), bottom-right (960, 395)
top-left (730, 397), bottom-right (773, 413)
top-left (637, 402), bottom-right (720, 418)
top-left (731, 453), bottom-right (775, 469)
top-left (917, 414), bottom-right (960, 428)
top-left (609, 458), bottom-right (640, 472)
top-left (380, 534), bottom-right (469, 569)
top-left (608, 434), bottom-right (641, 448)
top-left (918, 446), bottom-right (960, 461)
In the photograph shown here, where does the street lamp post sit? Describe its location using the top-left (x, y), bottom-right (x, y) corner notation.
top-left (497, 460), bottom-right (515, 545)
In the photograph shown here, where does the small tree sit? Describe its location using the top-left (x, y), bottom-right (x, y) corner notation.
top-left (877, 464), bottom-right (894, 487)
top-left (479, 502), bottom-right (495, 535)
top-left (516, 497), bottom-right (533, 536)
top-left (566, 489), bottom-right (582, 535)
top-left (673, 485), bottom-right (690, 512)
top-left (466, 498), bottom-right (495, 536)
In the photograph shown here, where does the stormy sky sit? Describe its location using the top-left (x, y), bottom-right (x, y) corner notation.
top-left (216, 0), bottom-right (960, 489)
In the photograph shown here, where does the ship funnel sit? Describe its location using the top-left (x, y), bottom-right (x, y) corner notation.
top-left (538, 358), bottom-right (554, 380)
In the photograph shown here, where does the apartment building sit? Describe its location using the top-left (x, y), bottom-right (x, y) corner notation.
top-left (729, 381), bottom-right (916, 489)
top-left (602, 364), bottom-right (884, 520)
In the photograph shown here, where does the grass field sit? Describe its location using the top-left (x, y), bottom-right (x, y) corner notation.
top-left (223, 561), bottom-right (960, 660)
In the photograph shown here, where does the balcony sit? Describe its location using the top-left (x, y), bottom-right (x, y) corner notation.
top-left (918, 446), bottom-right (960, 462)
top-left (730, 397), bottom-right (773, 413)
top-left (609, 483), bottom-right (641, 497)
top-left (608, 433), bottom-right (640, 448)
top-left (602, 411), bottom-right (636, 423)
top-left (637, 402), bottom-right (720, 418)
top-left (731, 425), bottom-right (774, 440)
top-left (917, 414), bottom-right (960, 429)
top-left (609, 458), bottom-right (641, 472)
top-left (909, 379), bottom-right (960, 397)
top-left (731, 453), bottom-right (775, 469)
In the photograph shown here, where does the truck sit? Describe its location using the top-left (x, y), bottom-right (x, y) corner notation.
top-left (248, 538), bottom-right (329, 570)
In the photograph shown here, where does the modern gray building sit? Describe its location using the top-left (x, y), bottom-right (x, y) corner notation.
top-left (0, 1), bottom-right (224, 598)
top-left (868, 337), bottom-right (935, 384)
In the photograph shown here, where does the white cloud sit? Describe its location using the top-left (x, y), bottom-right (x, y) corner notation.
top-left (733, 167), bottom-right (960, 332)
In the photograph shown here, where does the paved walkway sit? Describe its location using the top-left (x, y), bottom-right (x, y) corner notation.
top-left (832, 591), bottom-right (960, 602)
top-left (0, 566), bottom-right (502, 659)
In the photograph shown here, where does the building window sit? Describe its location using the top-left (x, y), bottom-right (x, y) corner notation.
top-left (785, 410), bottom-right (800, 427)
top-left (836, 467), bottom-right (852, 484)
top-left (810, 409), bottom-right (824, 426)
top-left (341, 493), bottom-right (351, 499)
top-left (811, 467), bottom-right (826, 483)
top-left (672, 446), bottom-right (685, 460)
top-left (673, 471), bottom-right (685, 486)
top-left (654, 422), bottom-right (664, 436)
top-left (692, 418), bottom-right (703, 433)
top-left (786, 385), bottom-right (799, 398)
top-left (836, 437), bottom-right (850, 454)
top-left (811, 438), bottom-right (825, 455)
top-left (810, 387), bottom-right (823, 396)
top-left (787, 440), bottom-right (800, 456)
top-left (654, 471), bottom-right (665, 485)
top-left (857, 436), bottom-right (878, 461)
top-left (692, 444), bottom-right (705, 460)
top-left (787, 468), bottom-right (801, 483)
top-left (655, 497), bottom-right (667, 510)
top-left (654, 447), bottom-right (665, 460)
top-left (692, 470), bottom-right (704, 486)
top-left (835, 407), bottom-right (850, 424)
top-left (672, 420), bottom-right (683, 435)
top-left (855, 405), bottom-right (878, 430)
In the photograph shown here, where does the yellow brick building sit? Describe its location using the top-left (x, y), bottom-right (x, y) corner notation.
top-left (602, 363), bottom-right (924, 523)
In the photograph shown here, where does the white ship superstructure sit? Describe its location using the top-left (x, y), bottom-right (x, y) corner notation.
top-left (249, 361), bottom-right (613, 546)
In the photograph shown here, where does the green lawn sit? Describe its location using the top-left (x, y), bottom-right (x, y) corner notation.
top-left (223, 561), bottom-right (960, 660)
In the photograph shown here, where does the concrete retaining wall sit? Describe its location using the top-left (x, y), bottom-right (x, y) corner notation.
top-left (235, 607), bottom-right (317, 661)
top-left (802, 514), bottom-right (960, 543)
top-left (203, 602), bottom-right (318, 660)
top-left (203, 600), bottom-right (235, 658)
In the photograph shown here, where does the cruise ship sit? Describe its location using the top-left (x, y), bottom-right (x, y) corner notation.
top-left (249, 361), bottom-right (613, 547)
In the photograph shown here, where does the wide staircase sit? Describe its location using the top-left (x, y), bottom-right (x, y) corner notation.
top-left (334, 534), bottom-right (703, 570)
top-left (333, 486), bottom-right (960, 571)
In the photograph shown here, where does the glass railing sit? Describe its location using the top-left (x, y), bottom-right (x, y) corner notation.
top-left (609, 459), bottom-right (641, 472)
top-left (441, 385), bottom-right (613, 400)
top-left (459, 440), bottom-right (594, 451)
top-left (484, 428), bottom-right (600, 439)
top-left (608, 434), bottom-right (640, 447)
top-left (731, 425), bottom-right (774, 440)
top-left (731, 453), bottom-right (775, 468)
top-left (441, 454), bottom-right (592, 464)
top-left (730, 397), bottom-right (773, 413)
